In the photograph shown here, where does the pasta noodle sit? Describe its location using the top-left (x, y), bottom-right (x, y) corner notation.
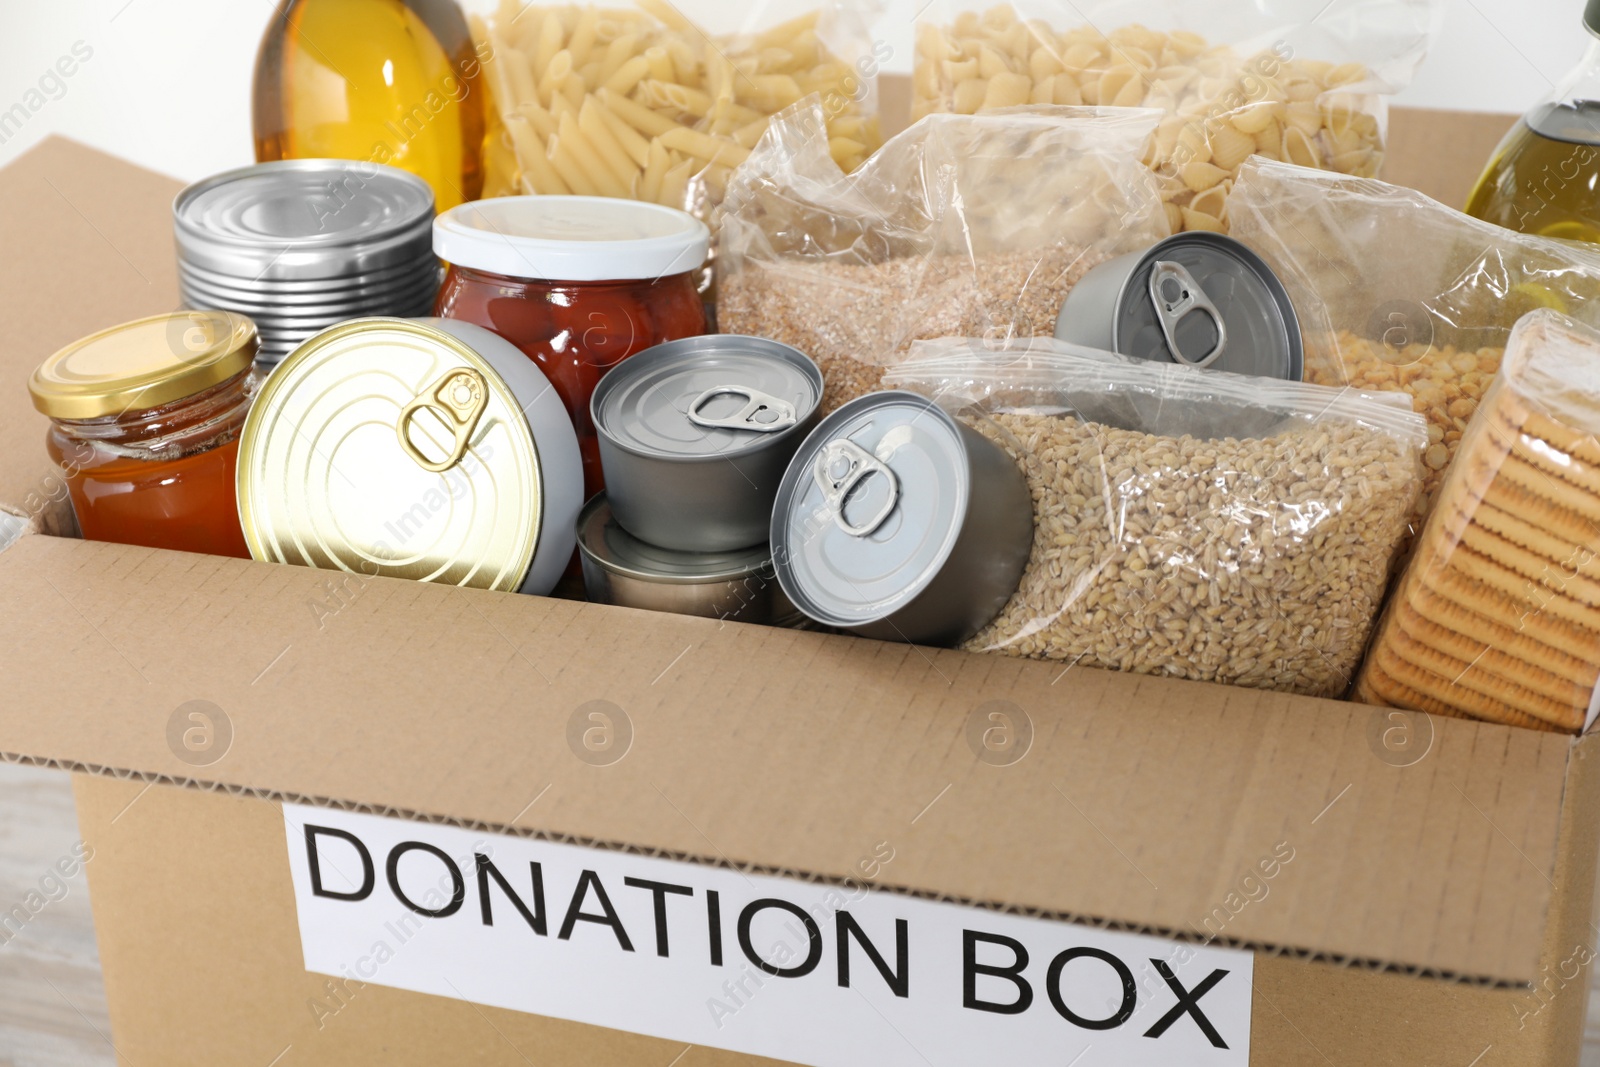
top-left (912, 6), bottom-right (1386, 233)
top-left (474, 1), bottom-right (882, 214)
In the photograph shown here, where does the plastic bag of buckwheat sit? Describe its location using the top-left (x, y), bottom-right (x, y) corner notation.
top-left (717, 100), bottom-right (1168, 414)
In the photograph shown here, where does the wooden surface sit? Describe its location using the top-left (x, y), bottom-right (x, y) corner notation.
top-left (0, 763), bottom-right (112, 1067)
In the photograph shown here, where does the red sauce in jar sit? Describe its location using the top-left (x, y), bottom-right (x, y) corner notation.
top-left (432, 196), bottom-right (711, 497)
top-left (435, 266), bottom-right (705, 493)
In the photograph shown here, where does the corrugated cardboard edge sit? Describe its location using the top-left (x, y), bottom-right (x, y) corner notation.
top-left (4, 742), bottom-right (1581, 991)
top-left (1531, 730), bottom-right (1600, 1060)
top-left (1253, 727), bottom-right (1600, 1065)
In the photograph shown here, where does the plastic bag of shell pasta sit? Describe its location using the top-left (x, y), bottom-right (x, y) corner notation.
top-left (911, 0), bottom-right (1443, 232)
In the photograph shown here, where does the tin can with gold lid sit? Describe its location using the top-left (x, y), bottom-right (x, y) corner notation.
top-left (236, 316), bottom-right (582, 595)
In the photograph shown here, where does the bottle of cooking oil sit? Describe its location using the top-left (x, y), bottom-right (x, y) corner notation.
top-left (1464, 4), bottom-right (1600, 244)
top-left (252, 0), bottom-right (487, 211)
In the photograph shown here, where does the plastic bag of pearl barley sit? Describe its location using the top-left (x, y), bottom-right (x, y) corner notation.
top-left (1228, 158), bottom-right (1600, 527)
top-left (884, 337), bottom-right (1426, 698)
top-left (911, 0), bottom-right (1443, 233)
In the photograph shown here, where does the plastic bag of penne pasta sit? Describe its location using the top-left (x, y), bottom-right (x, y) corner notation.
top-left (911, 0), bottom-right (1442, 232)
top-left (717, 102), bottom-right (1168, 413)
top-left (1228, 159), bottom-right (1600, 525)
top-left (468, 0), bottom-right (885, 229)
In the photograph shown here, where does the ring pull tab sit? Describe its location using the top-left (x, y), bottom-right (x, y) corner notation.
top-left (1148, 260), bottom-right (1228, 368)
top-left (813, 438), bottom-right (899, 538)
top-left (686, 385), bottom-right (798, 433)
top-left (397, 368), bottom-right (489, 474)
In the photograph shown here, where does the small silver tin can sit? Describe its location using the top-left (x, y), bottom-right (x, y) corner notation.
top-left (578, 494), bottom-right (802, 625)
top-left (1055, 232), bottom-right (1303, 381)
top-left (591, 335), bottom-right (823, 552)
top-left (770, 391), bottom-right (1032, 647)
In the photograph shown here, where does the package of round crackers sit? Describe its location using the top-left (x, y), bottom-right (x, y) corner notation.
top-left (909, 0), bottom-right (1443, 232)
top-left (1356, 310), bottom-right (1600, 735)
top-left (886, 337), bottom-right (1426, 698)
top-left (1228, 159), bottom-right (1600, 529)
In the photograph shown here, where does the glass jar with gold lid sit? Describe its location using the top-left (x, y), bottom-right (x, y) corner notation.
top-left (28, 310), bottom-right (260, 558)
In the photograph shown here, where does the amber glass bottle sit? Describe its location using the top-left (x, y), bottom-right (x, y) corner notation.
top-left (252, 0), bottom-right (488, 210)
top-left (1464, 3), bottom-right (1600, 243)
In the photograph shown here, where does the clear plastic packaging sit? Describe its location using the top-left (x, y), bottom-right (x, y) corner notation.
top-left (885, 336), bottom-right (1426, 697)
top-left (717, 103), bottom-right (1167, 412)
top-left (1356, 310), bottom-right (1600, 735)
top-left (911, 0), bottom-right (1442, 232)
top-left (467, 0), bottom-right (884, 229)
top-left (1228, 158), bottom-right (1600, 519)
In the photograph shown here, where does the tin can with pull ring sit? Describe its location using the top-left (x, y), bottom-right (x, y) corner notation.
top-left (396, 368), bottom-right (489, 474)
top-left (1054, 232), bottom-right (1303, 381)
top-left (236, 317), bottom-right (584, 596)
top-left (770, 392), bottom-right (1033, 647)
top-left (591, 335), bottom-right (823, 552)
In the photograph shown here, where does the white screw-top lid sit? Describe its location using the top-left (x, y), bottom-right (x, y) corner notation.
top-left (433, 195), bottom-right (710, 282)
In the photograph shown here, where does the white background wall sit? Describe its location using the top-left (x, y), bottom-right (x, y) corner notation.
top-left (0, 0), bottom-right (1584, 185)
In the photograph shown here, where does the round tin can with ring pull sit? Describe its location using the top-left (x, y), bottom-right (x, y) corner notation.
top-left (1054, 232), bottom-right (1303, 381)
top-left (236, 316), bottom-right (583, 595)
top-left (770, 391), bottom-right (1033, 647)
top-left (591, 335), bottom-right (823, 552)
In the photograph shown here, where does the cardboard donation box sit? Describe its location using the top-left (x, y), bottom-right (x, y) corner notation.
top-left (3, 107), bottom-right (1600, 1067)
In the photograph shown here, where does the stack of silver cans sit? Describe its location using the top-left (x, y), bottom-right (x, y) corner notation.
top-left (174, 160), bottom-right (440, 366)
top-left (584, 335), bottom-right (824, 626)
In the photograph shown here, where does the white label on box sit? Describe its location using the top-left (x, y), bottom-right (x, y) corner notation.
top-left (282, 804), bottom-right (1252, 1066)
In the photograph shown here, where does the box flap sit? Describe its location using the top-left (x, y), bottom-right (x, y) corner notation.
top-left (1377, 108), bottom-right (1514, 213)
top-left (0, 134), bottom-right (1577, 989)
top-left (0, 137), bottom-right (183, 535)
top-left (0, 532), bottom-right (1573, 986)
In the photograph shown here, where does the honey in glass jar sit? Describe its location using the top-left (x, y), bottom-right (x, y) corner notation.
top-left (28, 311), bottom-right (260, 559)
top-left (252, 0), bottom-right (488, 211)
